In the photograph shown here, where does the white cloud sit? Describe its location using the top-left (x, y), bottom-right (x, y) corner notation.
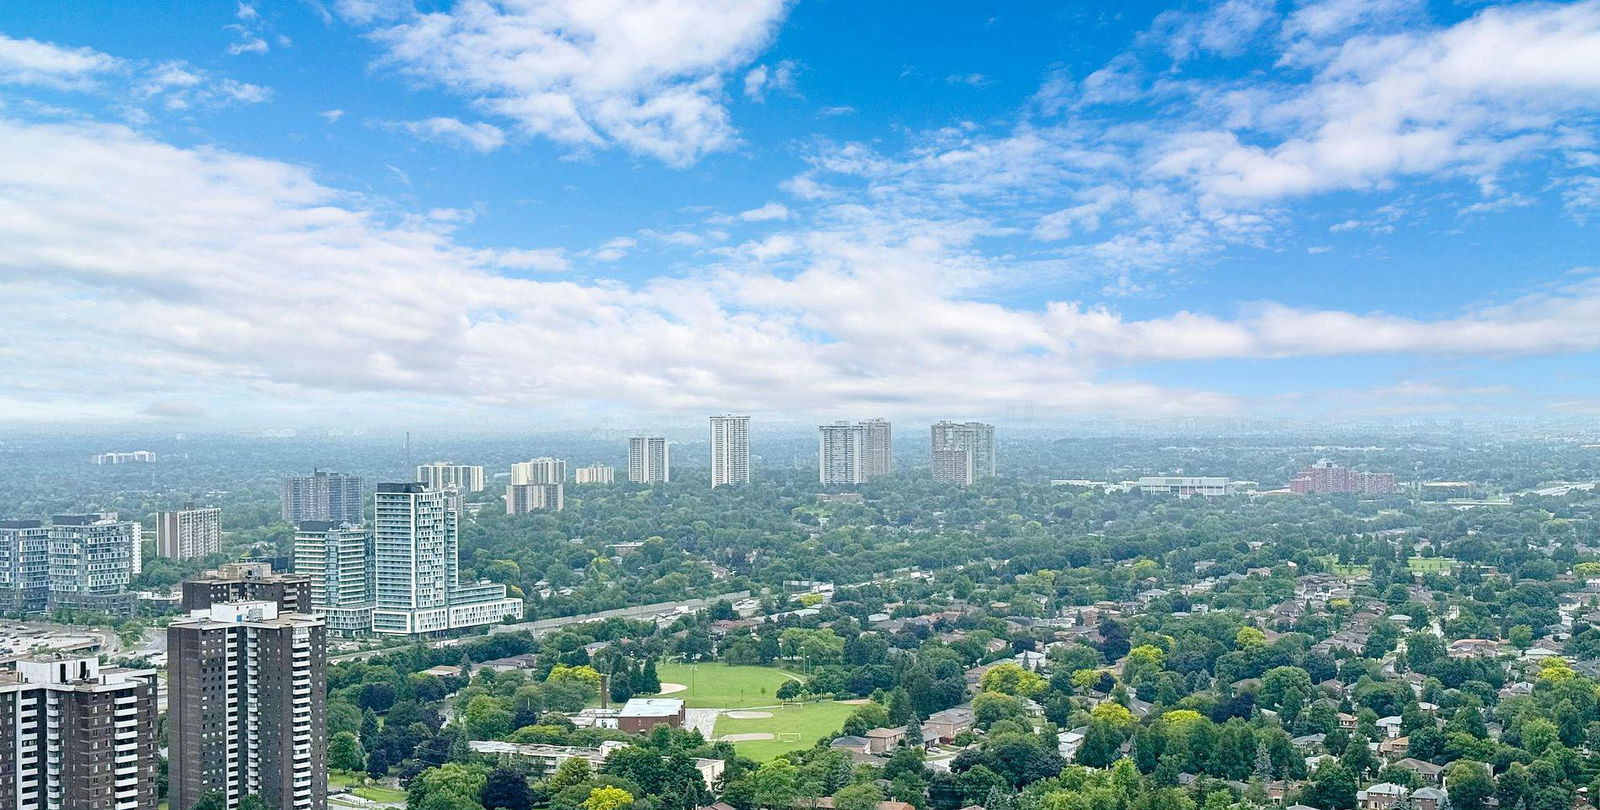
top-left (396, 117), bottom-right (507, 152)
top-left (588, 236), bottom-right (637, 262)
top-left (227, 35), bottom-right (270, 56)
top-left (743, 59), bottom-right (797, 100)
top-left (1, 115), bottom-right (1597, 423)
top-left (1149, 2), bottom-right (1600, 201)
top-left (489, 247), bottom-right (570, 272)
top-left (738, 202), bottom-right (789, 222)
top-left (0, 33), bottom-right (120, 89)
top-left (320, 109), bottom-right (345, 123)
top-left (944, 73), bottom-right (993, 88)
top-left (356, 0), bottom-right (792, 166)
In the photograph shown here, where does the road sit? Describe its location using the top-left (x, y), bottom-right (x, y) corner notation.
top-left (328, 590), bottom-right (751, 663)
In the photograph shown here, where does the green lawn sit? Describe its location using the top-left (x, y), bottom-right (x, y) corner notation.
top-left (652, 663), bottom-right (804, 708)
top-left (712, 700), bottom-right (857, 761)
top-left (330, 771), bottom-right (406, 805)
top-left (1407, 557), bottom-right (1457, 572)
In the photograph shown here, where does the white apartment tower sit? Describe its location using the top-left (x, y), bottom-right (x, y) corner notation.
top-left (818, 422), bottom-right (865, 485)
top-left (292, 521), bottom-right (373, 635)
top-left (574, 464), bottom-right (615, 484)
top-left (709, 415), bottom-right (751, 488)
top-left (0, 656), bottom-right (160, 810)
top-left (818, 419), bottom-right (894, 484)
top-left (46, 513), bottom-right (142, 616)
top-left (510, 457), bottom-right (566, 485)
top-left (931, 421), bottom-right (996, 486)
top-left (157, 505), bottom-right (222, 560)
top-left (861, 418), bottom-right (893, 478)
top-left (415, 462), bottom-right (486, 493)
top-left (371, 483), bottom-right (520, 635)
top-left (505, 483), bottom-right (564, 513)
top-left (628, 437), bottom-right (670, 483)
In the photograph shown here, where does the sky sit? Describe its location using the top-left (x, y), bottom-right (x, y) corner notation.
top-left (0, 0), bottom-right (1598, 430)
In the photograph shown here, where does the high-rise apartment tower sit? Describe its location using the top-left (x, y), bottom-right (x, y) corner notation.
top-left (628, 437), bottom-right (670, 483)
top-left (709, 415), bottom-right (751, 488)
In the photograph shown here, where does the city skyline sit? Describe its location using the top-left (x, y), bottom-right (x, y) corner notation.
top-left (0, 2), bottom-right (1597, 427)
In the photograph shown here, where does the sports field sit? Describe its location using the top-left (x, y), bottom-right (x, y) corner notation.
top-left (653, 662), bottom-right (804, 708)
top-left (711, 700), bottom-right (857, 761)
top-left (649, 663), bottom-right (853, 759)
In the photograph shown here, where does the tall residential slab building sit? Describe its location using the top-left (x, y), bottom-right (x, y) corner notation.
top-left (371, 483), bottom-right (521, 635)
top-left (280, 471), bottom-right (364, 525)
top-left (157, 505), bottom-right (222, 560)
top-left (1289, 460), bottom-right (1397, 495)
top-left (818, 420), bottom-right (894, 484)
top-left (415, 462), bottom-right (486, 493)
top-left (574, 464), bottom-right (615, 484)
top-left (0, 656), bottom-right (160, 810)
top-left (0, 515), bottom-right (140, 616)
top-left (168, 601), bottom-right (326, 810)
top-left (292, 522), bottom-right (373, 636)
top-left (510, 457), bottom-right (566, 485)
top-left (46, 513), bottom-right (142, 616)
top-left (709, 415), bottom-right (751, 488)
top-left (505, 483), bottom-right (564, 514)
top-left (861, 418), bottom-right (893, 479)
top-left (931, 421), bottom-right (996, 486)
top-left (0, 520), bottom-right (50, 613)
top-left (628, 437), bottom-right (670, 483)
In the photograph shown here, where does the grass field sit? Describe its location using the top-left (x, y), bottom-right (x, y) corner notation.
top-left (653, 663), bottom-right (804, 708)
top-left (711, 701), bottom-right (857, 761)
top-left (330, 771), bottom-right (406, 805)
top-left (1320, 555), bottom-right (1457, 577)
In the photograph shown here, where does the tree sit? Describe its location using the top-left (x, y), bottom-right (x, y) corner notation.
top-left (1303, 761), bottom-right (1358, 810)
top-left (1508, 625), bottom-right (1534, 652)
top-left (751, 759), bottom-right (800, 809)
top-left (464, 694), bottom-right (516, 740)
top-left (360, 707), bottom-right (381, 748)
top-left (366, 748), bottom-right (391, 780)
top-left (329, 731), bottom-right (366, 772)
top-left (582, 786), bottom-right (635, 810)
top-left (1447, 762), bottom-right (1494, 810)
top-left (192, 793), bottom-right (229, 810)
top-left (1341, 735), bottom-right (1377, 779)
top-left (833, 783), bottom-right (886, 810)
top-left (549, 757), bottom-right (594, 792)
top-left (981, 662), bottom-right (1047, 697)
top-left (482, 767), bottom-right (533, 810)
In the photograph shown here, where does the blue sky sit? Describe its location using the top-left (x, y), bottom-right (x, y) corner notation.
top-left (0, 0), bottom-right (1597, 429)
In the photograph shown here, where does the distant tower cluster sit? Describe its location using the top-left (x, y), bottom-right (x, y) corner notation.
top-left (506, 484), bottom-right (565, 514)
top-left (574, 463), bottom-right (615, 484)
top-left (157, 504), bottom-right (222, 560)
top-left (1289, 459), bottom-right (1396, 495)
top-left (511, 457), bottom-right (566, 484)
top-left (90, 450), bottom-right (155, 465)
top-left (931, 421), bottom-right (996, 486)
top-left (628, 437), bottom-right (670, 483)
top-left (818, 419), bottom-right (894, 484)
top-left (280, 470), bottom-right (364, 525)
top-left (415, 461), bottom-right (486, 492)
top-left (709, 415), bottom-right (751, 488)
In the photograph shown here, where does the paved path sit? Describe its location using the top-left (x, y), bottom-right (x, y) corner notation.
top-left (684, 707), bottom-right (720, 738)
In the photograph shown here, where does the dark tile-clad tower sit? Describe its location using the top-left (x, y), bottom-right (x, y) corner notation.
top-left (0, 656), bottom-right (159, 810)
top-left (168, 601), bottom-right (327, 810)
